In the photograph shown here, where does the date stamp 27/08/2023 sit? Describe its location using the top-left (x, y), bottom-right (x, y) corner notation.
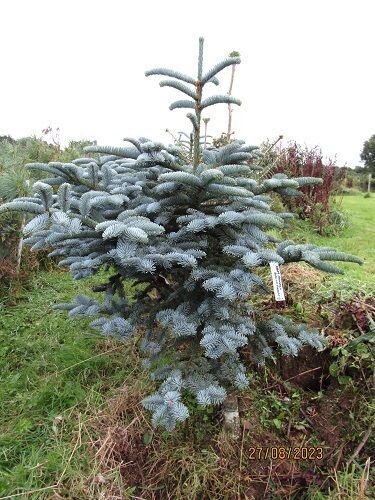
top-left (248, 447), bottom-right (324, 461)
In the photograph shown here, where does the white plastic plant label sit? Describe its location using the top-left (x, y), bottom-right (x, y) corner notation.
top-left (269, 262), bottom-right (285, 302)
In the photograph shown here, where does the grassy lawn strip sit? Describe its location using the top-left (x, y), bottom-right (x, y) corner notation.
top-left (281, 195), bottom-right (375, 296)
top-left (0, 271), bottom-right (145, 497)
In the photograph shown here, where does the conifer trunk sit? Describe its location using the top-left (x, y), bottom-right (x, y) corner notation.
top-left (193, 82), bottom-right (202, 170)
top-left (193, 37), bottom-right (204, 171)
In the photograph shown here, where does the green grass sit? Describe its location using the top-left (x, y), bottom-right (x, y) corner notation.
top-left (0, 271), bottom-right (141, 497)
top-left (281, 194), bottom-right (375, 297)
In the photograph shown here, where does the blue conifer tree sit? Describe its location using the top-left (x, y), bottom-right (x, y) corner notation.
top-left (0, 38), bottom-right (362, 430)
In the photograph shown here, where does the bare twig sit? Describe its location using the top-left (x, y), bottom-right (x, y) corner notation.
top-left (346, 426), bottom-right (373, 466)
top-left (334, 443), bottom-right (345, 470)
top-left (359, 457), bottom-right (371, 499)
top-left (264, 366), bottom-right (322, 391)
top-left (264, 461), bottom-right (273, 496)
top-left (287, 418), bottom-right (292, 440)
top-left (263, 135), bottom-right (284, 157)
top-left (299, 408), bottom-right (316, 429)
top-left (239, 425), bottom-right (245, 473)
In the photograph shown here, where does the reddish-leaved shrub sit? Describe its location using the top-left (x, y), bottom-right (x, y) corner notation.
top-left (272, 143), bottom-right (346, 234)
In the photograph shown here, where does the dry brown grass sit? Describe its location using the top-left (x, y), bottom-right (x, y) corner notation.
top-left (48, 359), bottom-right (373, 500)
top-left (80, 384), bottom-right (223, 499)
top-left (70, 378), bottom-right (314, 499)
top-left (278, 263), bottom-right (323, 300)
